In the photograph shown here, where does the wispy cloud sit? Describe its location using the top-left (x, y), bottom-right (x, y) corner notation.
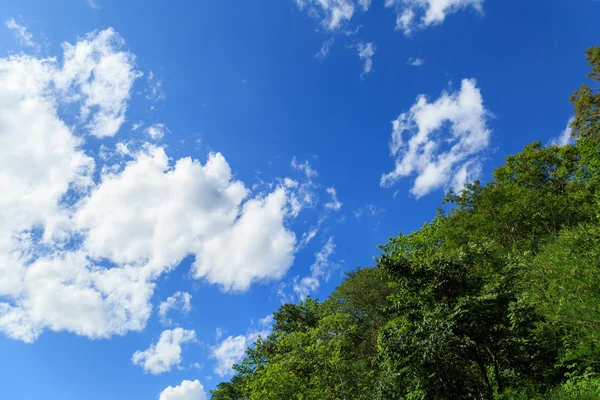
top-left (549, 117), bottom-right (574, 147)
top-left (5, 18), bottom-right (37, 48)
top-left (316, 37), bottom-right (335, 61)
top-left (407, 57), bottom-right (424, 66)
top-left (87, 0), bottom-right (101, 9)
top-left (357, 42), bottom-right (375, 77)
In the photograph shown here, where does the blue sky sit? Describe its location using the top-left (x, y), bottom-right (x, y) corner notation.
top-left (0, 0), bottom-right (598, 398)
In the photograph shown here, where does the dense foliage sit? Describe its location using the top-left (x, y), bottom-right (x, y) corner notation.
top-left (211, 46), bottom-right (600, 399)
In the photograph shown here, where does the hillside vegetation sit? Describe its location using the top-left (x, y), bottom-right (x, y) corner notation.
top-left (211, 46), bottom-right (600, 400)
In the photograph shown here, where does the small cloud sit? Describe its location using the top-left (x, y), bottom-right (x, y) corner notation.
top-left (293, 237), bottom-right (337, 300)
top-left (5, 18), bottom-right (37, 49)
top-left (259, 315), bottom-right (274, 327)
top-left (296, 0), bottom-right (358, 31)
top-left (298, 228), bottom-right (318, 248)
top-left (211, 327), bottom-right (270, 377)
top-left (407, 57), bottom-right (424, 67)
top-left (357, 42), bottom-right (375, 77)
top-left (385, 0), bottom-right (483, 36)
top-left (159, 380), bottom-right (207, 400)
top-left (87, 0), bottom-right (101, 9)
top-left (145, 123), bottom-right (168, 140)
top-left (549, 117), bottom-right (574, 147)
top-left (324, 187), bottom-right (342, 211)
top-left (381, 79), bottom-right (491, 198)
top-left (316, 37), bottom-right (335, 61)
top-left (354, 204), bottom-right (384, 218)
top-left (132, 328), bottom-right (197, 375)
top-left (146, 71), bottom-right (165, 101)
top-left (158, 292), bottom-right (192, 326)
top-left (291, 156), bottom-right (318, 179)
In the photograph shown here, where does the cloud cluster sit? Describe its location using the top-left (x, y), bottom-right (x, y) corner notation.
top-left (296, 0), bottom-right (482, 34)
top-left (381, 79), bottom-right (491, 197)
top-left (385, 0), bottom-right (483, 35)
top-left (0, 28), bottom-right (301, 343)
top-left (132, 328), bottom-right (196, 374)
top-left (159, 380), bottom-right (207, 400)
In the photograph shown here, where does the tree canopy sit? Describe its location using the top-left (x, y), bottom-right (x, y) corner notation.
top-left (210, 46), bottom-right (600, 400)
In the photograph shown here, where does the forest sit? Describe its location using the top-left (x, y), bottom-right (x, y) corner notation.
top-left (210, 46), bottom-right (600, 399)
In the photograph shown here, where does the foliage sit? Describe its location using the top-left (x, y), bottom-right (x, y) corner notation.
top-left (211, 46), bottom-right (600, 400)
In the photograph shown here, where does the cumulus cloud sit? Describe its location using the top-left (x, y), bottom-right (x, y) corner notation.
top-left (158, 292), bottom-right (192, 325)
top-left (159, 380), bottom-right (207, 400)
top-left (293, 237), bottom-right (337, 300)
top-left (385, 0), bottom-right (483, 35)
top-left (357, 42), bottom-right (375, 77)
top-left (5, 18), bottom-right (36, 48)
top-left (549, 117), bottom-right (574, 147)
top-left (132, 328), bottom-right (196, 374)
top-left (381, 79), bottom-right (491, 197)
top-left (55, 28), bottom-right (142, 137)
top-left (0, 28), bottom-right (301, 343)
top-left (212, 328), bottom-right (270, 377)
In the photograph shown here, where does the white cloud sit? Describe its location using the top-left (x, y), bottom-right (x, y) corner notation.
top-left (324, 187), bottom-right (342, 211)
top-left (259, 315), bottom-right (274, 326)
top-left (0, 28), bottom-right (302, 343)
top-left (549, 117), bottom-right (574, 147)
top-left (145, 123), bottom-right (168, 140)
top-left (192, 186), bottom-right (297, 292)
top-left (291, 156), bottom-right (318, 179)
top-left (354, 204), bottom-right (384, 218)
top-left (316, 37), bottom-right (335, 61)
top-left (215, 327), bottom-right (225, 340)
top-left (132, 328), bottom-right (196, 374)
top-left (293, 237), bottom-right (336, 300)
top-left (158, 292), bottom-right (192, 325)
top-left (298, 228), bottom-right (318, 248)
top-left (357, 0), bottom-right (372, 10)
top-left (159, 380), bottom-right (207, 400)
top-left (212, 328), bottom-right (269, 377)
top-left (55, 28), bottom-right (142, 137)
top-left (297, 0), bottom-right (357, 30)
top-left (146, 71), bottom-right (165, 101)
top-left (5, 18), bottom-right (36, 48)
top-left (407, 57), bottom-right (424, 66)
top-left (357, 42), bottom-right (375, 77)
top-left (76, 147), bottom-right (297, 292)
top-left (87, 0), bottom-right (101, 9)
top-left (385, 0), bottom-right (483, 35)
top-left (381, 79), bottom-right (491, 197)
top-left (0, 39), bottom-right (147, 342)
